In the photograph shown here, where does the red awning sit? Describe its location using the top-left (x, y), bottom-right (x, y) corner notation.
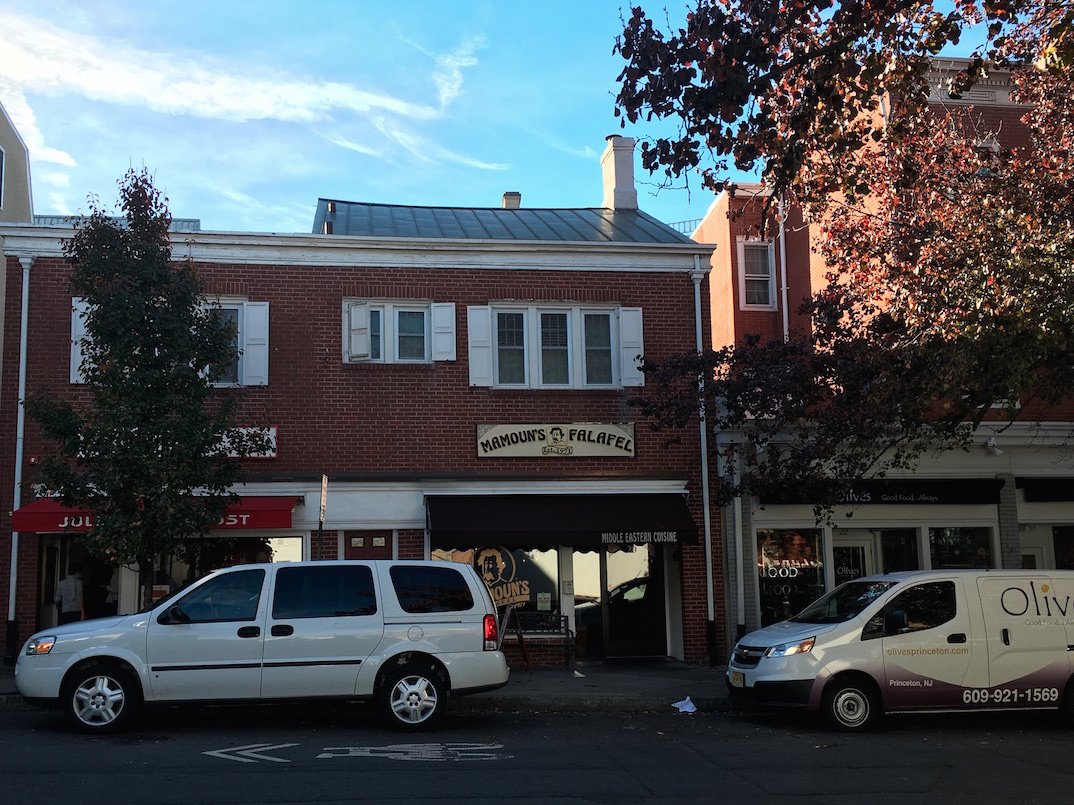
top-left (11, 496), bottom-right (302, 533)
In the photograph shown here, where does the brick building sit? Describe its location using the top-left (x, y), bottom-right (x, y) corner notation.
top-left (0, 133), bottom-right (722, 666)
top-left (695, 60), bottom-right (1074, 642)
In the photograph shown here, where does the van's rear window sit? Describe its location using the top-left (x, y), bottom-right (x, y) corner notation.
top-left (390, 566), bottom-right (475, 613)
top-left (791, 581), bottom-right (896, 624)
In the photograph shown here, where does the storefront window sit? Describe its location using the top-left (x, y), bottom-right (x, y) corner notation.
top-left (433, 547), bottom-right (559, 616)
top-left (757, 529), bottom-right (824, 626)
top-left (880, 529), bottom-right (918, 573)
top-left (154, 535), bottom-right (303, 598)
top-left (928, 527), bottom-right (993, 569)
top-left (1053, 526), bottom-right (1074, 569)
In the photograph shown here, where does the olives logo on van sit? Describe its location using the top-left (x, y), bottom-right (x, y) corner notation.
top-left (474, 547), bottom-right (531, 607)
top-left (1000, 581), bottom-right (1074, 619)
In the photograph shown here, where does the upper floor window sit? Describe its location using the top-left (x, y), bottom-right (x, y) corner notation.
top-left (0, 144), bottom-right (5, 210)
top-left (71, 297), bottom-right (270, 387)
top-left (343, 300), bottom-right (456, 364)
top-left (738, 240), bottom-right (776, 309)
top-left (208, 298), bottom-right (270, 387)
top-left (467, 305), bottom-right (644, 389)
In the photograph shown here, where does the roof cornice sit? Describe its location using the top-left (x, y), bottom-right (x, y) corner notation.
top-left (0, 225), bottom-right (714, 272)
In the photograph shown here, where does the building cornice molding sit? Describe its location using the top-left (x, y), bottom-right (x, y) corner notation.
top-left (0, 225), bottom-right (713, 273)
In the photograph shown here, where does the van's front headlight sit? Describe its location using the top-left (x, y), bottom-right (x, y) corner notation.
top-left (764, 637), bottom-right (815, 659)
top-left (25, 636), bottom-right (56, 655)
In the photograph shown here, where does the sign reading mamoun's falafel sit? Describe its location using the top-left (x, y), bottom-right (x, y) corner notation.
top-left (476, 423), bottom-right (635, 458)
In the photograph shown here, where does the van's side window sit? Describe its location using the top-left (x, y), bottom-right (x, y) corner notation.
top-left (882, 581), bottom-right (957, 635)
top-left (175, 569), bottom-right (265, 623)
top-left (390, 566), bottom-right (474, 613)
top-left (272, 565), bottom-right (377, 619)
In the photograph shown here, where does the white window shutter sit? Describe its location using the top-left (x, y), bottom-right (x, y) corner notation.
top-left (618, 307), bottom-right (645, 387)
top-left (240, 302), bottom-right (269, 386)
top-left (347, 302), bottom-right (370, 361)
top-left (70, 297), bottom-right (89, 384)
top-left (467, 306), bottom-right (493, 386)
top-left (431, 302), bottom-right (456, 362)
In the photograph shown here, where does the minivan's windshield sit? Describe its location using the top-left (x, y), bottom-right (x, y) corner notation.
top-left (790, 580), bottom-right (897, 624)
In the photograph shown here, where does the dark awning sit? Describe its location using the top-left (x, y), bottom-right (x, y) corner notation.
top-left (759, 478), bottom-right (1005, 506)
top-left (1020, 478), bottom-right (1074, 502)
top-left (427, 493), bottom-right (698, 550)
top-left (11, 496), bottom-right (302, 532)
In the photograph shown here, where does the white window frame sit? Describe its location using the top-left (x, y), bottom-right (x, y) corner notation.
top-left (538, 309), bottom-right (572, 387)
top-left (0, 142), bottom-right (5, 211)
top-left (344, 300), bottom-right (455, 364)
top-left (494, 307), bottom-right (530, 386)
top-left (737, 238), bottom-right (777, 310)
top-left (208, 297), bottom-right (269, 387)
top-left (71, 296), bottom-right (269, 387)
top-left (470, 305), bottom-right (642, 390)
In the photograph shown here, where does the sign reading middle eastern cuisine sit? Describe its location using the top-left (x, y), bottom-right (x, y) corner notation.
top-left (477, 423), bottom-right (635, 458)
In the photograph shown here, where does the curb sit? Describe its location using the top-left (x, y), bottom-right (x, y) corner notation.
top-left (451, 694), bottom-right (731, 715)
top-left (0, 691), bottom-right (734, 716)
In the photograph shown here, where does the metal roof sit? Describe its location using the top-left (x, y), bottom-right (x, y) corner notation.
top-left (312, 200), bottom-right (695, 245)
top-left (32, 215), bottom-right (201, 233)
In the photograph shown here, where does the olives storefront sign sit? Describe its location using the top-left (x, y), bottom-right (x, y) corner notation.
top-left (476, 423), bottom-right (635, 458)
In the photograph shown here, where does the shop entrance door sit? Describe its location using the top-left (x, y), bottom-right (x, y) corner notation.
top-left (833, 540), bottom-right (875, 585)
top-left (600, 545), bottom-right (666, 658)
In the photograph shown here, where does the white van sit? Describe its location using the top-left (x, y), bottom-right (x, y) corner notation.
top-left (726, 569), bottom-right (1074, 730)
top-left (16, 560), bottom-right (509, 733)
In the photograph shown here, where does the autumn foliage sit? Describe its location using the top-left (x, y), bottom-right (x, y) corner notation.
top-left (616, 1), bottom-right (1074, 507)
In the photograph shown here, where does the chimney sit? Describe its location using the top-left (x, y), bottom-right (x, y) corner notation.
top-left (601, 135), bottom-right (638, 210)
top-left (501, 191), bottom-right (521, 209)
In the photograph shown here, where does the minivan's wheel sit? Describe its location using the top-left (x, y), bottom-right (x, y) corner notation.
top-left (62, 665), bottom-right (142, 734)
top-left (822, 679), bottom-right (877, 731)
top-left (380, 664), bottom-right (446, 730)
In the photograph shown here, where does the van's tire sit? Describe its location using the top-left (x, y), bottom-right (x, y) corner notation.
top-left (379, 662), bottom-right (447, 730)
top-left (822, 678), bottom-right (878, 731)
top-left (61, 664), bottom-right (142, 734)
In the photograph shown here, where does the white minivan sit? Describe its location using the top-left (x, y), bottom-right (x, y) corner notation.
top-left (727, 569), bottom-right (1074, 730)
top-left (16, 560), bottom-right (510, 733)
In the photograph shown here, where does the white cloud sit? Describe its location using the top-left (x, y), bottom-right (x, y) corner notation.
top-left (322, 133), bottom-right (383, 158)
top-left (373, 117), bottom-right (509, 171)
top-left (48, 191), bottom-right (72, 216)
top-left (0, 11), bottom-right (439, 124)
top-left (42, 171), bottom-right (70, 187)
top-left (0, 10), bottom-right (504, 180)
top-left (0, 80), bottom-right (76, 166)
top-left (433, 37), bottom-right (485, 109)
top-left (194, 181), bottom-right (311, 233)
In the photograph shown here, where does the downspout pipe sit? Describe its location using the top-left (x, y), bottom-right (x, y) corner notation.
top-left (777, 197), bottom-right (789, 342)
top-left (691, 257), bottom-right (717, 663)
top-left (6, 254), bottom-right (32, 662)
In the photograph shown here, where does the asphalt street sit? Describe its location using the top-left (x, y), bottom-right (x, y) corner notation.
top-left (1, 700), bottom-right (1071, 804)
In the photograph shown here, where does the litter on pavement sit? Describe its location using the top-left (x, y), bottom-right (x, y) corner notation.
top-left (672, 696), bottom-right (697, 714)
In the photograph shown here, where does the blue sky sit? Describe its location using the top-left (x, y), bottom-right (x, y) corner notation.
top-left (0, 1), bottom-right (980, 234)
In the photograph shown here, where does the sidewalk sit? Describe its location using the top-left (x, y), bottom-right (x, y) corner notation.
top-left (0, 659), bottom-right (732, 714)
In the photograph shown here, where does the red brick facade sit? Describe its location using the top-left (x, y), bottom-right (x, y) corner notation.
top-left (0, 233), bottom-right (722, 665)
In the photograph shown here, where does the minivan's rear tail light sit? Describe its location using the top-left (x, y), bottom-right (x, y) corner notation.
top-left (483, 614), bottom-right (498, 650)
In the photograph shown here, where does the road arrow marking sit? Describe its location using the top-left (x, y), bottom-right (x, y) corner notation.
top-left (203, 742), bottom-right (299, 763)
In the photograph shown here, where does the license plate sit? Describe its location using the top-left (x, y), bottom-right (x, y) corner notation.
top-left (730, 671), bottom-right (744, 688)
